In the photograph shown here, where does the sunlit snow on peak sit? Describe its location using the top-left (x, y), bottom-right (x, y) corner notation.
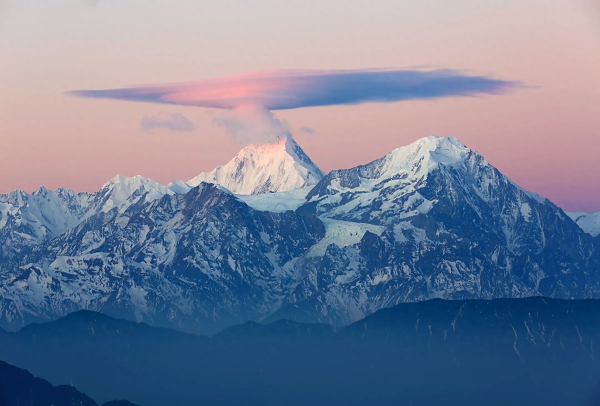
top-left (188, 136), bottom-right (324, 195)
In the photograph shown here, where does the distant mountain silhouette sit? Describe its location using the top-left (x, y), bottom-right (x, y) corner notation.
top-left (1, 297), bottom-right (600, 405)
top-left (0, 360), bottom-right (140, 406)
top-left (0, 362), bottom-right (93, 406)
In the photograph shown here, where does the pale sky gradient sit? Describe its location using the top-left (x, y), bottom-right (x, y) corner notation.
top-left (0, 0), bottom-right (599, 212)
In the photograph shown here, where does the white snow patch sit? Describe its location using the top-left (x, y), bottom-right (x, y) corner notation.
top-left (520, 203), bottom-right (532, 222)
top-left (306, 219), bottom-right (385, 258)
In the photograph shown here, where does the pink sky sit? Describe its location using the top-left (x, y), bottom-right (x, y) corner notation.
top-left (0, 0), bottom-right (599, 212)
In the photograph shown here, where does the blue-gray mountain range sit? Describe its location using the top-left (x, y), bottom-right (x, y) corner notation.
top-left (1, 135), bottom-right (599, 334)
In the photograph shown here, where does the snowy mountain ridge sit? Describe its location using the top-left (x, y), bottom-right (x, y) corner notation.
top-left (306, 135), bottom-right (501, 225)
top-left (0, 187), bottom-right (92, 249)
top-left (98, 174), bottom-right (183, 212)
top-left (1, 135), bottom-right (599, 333)
top-left (0, 137), bottom-right (321, 256)
top-left (0, 175), bottom-right (183, 257)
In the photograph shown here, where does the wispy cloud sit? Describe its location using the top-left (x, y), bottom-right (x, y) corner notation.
top-left (141, 112), bottom-right (196, 133)
top-left (298, 126), bottom-right (316, 135)
top-left (68, 68), bottom-right (521, 111)
top-left (212, 105), bottom-right (291, 144)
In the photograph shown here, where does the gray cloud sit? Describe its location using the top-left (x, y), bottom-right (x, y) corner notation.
top-left (141, 112), bottom-right (196, 133)
top-left (298, 126), bottom-right (316, 135)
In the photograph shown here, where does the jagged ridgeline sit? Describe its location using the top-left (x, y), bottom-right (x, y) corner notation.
top-left (1, 136), bottom-right (599, 334)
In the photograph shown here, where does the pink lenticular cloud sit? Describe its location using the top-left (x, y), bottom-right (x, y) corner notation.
top-left (68, 68), bottom-right (520, 110)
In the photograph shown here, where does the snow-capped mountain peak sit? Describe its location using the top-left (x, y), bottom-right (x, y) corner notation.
top-left (377, 135), bottom-right (472, 179)
top-left (97, 174), bottom-right (180, 212)
top-left (101, 174), bottom-right (164, 193)
top-left (305, 135), bottom-right (550, 240)
top-left (307, 135), bottom-right (475, 198)
top-left (188, 137), bottom-right (325, 195)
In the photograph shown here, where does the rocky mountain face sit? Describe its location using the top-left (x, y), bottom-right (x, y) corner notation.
top-left (0, 135), bottom-right (599, 334)
top-left (1, 298), bottom-right (600, 406)
top-left (0, 184), bottom-right (324, 333)
top-left (273, 136), bottom-right (600, 325)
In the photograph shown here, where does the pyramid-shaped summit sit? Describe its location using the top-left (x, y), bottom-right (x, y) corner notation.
top-left (188, 137), bottom-right (325, 195)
